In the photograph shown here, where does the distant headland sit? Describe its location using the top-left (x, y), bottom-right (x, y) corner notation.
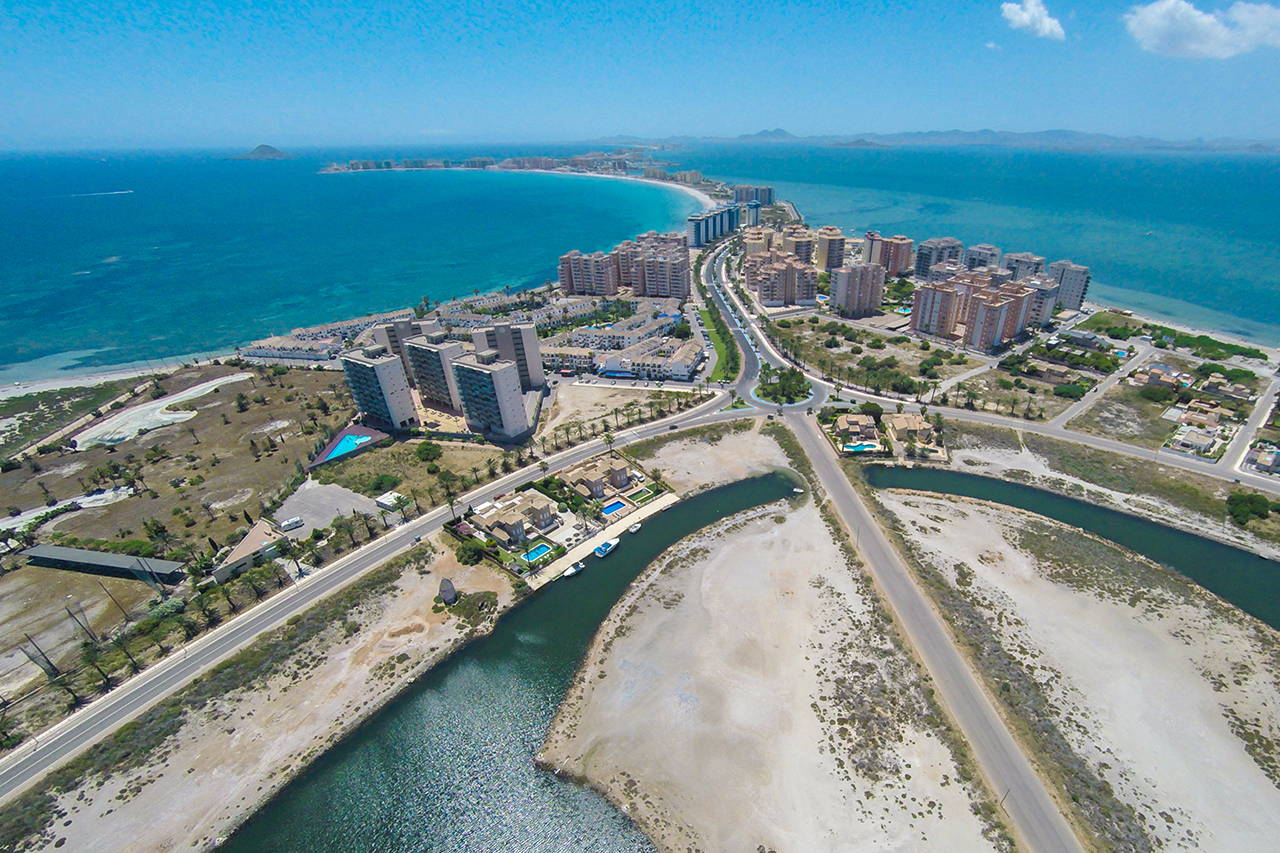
top-left (231, 144), bottom-right (296, 161)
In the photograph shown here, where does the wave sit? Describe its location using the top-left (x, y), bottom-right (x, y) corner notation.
top-left (63, 190), bottom-right (134, 198)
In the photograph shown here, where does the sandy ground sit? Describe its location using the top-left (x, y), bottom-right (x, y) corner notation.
top-left (538, 383), bottom-right (655, 439)
top-left (74, 374), bottom-right (251, 447)
top-left (638, 422), bottom-right (791, 494)
top-left (948, 439), bottom-right (1280, 558)
top-left (538, 500), bottom-right (1007, 853)
top-left (880, 491), bottom-right (1280, 852)
top-left (29, 542), bottom-right (514, 853)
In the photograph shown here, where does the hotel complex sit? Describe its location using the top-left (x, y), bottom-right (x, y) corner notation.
top-left (559, 230), bottom-right (692, 300)
top-left (340, 345), bottom-right (420, 431)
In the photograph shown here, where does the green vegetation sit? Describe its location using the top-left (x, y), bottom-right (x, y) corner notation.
top-left (414, 440), bottom-right (443, 462)
top-left (757, 365), bottom-right (812, 405)
top-left (1138, 385), bottom-right (1177, 404)
top-left (1195, 362), bottom-right (1258, 387)
top-left (884, 277), bottom-right (914, 304)
top-left (626, 419), bottom-right (752, 460)
top-left (1052, 383), bottom-right (1087, 400)
top-left (1026, 340), bottom-right (1120, 374)
top-left (1227, 492), bottom-right (1275, 526)
top-left (699, 308), bottom-right (740, 383)
top-left (1079, 312), bottom-right (1268, 361)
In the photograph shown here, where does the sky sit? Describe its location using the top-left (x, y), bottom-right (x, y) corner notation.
top-left (1, 0), bottom-right (1278, 149)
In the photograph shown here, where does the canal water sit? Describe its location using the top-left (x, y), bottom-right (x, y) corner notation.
top-left (219, 472), bottom-right (798, 853)
top-left (863, 465), bottom-right (1280, 631)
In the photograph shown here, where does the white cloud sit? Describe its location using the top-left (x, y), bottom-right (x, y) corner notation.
top-left (1001, 0), bottom-right (1067, 39)
top-left (986, 40), bottom-right (1001, 48)
top-left (1125, 0), bottom-right (1280, 57)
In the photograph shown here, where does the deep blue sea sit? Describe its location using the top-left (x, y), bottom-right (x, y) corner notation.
top-left (671, 144), bottom-right (1280, 345)
top-left (3, 143), bottom-right (1279, 383)
top-left (0, 150), bottom-right (697, 382)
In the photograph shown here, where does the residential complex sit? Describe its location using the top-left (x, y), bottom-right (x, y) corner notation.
top-left (687, 202), bottom-right (761, 247)
top-left (910, 273), bottom-right (1036, 351)
top-left (370, 318), bottom-right (440, 387)
top-left (472, 322), bottom-right (544, 391)
top-left (781, 224), bottom-right (817, 264)
top-left (732, 185), bottom-right (775, 204)
top-left (963, 243), bottom-right (1002, 270)
top-left (1048, 260), bottom-right (1091, 311)
top-left (746, 250), bottom-right (819, 307)
top-left (814, 226), bottom-right (846, 270)
top-left (1003, 251), bottom-right (1047, 281)
top-left (830, 262), bottom-right (885, 318)
top-left (914, 237), bottom-right (964, 278)
top-left (404, 332), bottom-right (465, 411)
top-left (558, 249), bottom-right (620, 296)
top-left (559, 231), bottom-right (691, 301)
top-left (864, 232), bottom-right (914, 276)
top-left (452, 349), bottom-right (533, 439)
top-left (340, 345), bottom-right (419, 431)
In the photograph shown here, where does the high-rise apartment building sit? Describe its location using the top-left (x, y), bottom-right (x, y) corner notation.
top-left (755, 254), bottom-right (819, 307)
top-left (1021, 274), bottom-right (1063, 326)
top-left (451, 350), bottom-right (532, 440)
top-left (814, 226), bottom-right (846, 270)
top-left (340, 345), bottom-right (419, 431)
top-left (558, 250), bottom-right (619, 296)
top-left (741, 200), bottom-right (762, 227)
top-left (865, 232), bottom-right (914, 276)
top-left (405, 332), bottom-right (465, 411)
top-left (911, 284), bottom-right (961, 338)
top-left (613, 232), bottom-right (691, 300)
top-left (686, 204), bottom-right (741, 247)
top-left (830, 263), bottom-right (885, 318)
top-left (1047, 260), bottom-right (1091, 311)
top-left (915, 237), bottom-right (964, 278)
top-left (732, 185), bottom-right (775, 204)
top-left (928, 260), bottom-right (968, 283)
top-left (370, 319), bottom-right (440, 388)
top-left (471, 323), bottom-right (543, 391)
top-left (963, 244), bottom-right (1002, 270)
top-left (743, 226), bottom-right (775, 255)
top-left (1003, 252), bottom-right (1047, 281)
top-left (781, 224), bottom-right (817, 264)
top-left (963, 284), bottom-right (1035, 351)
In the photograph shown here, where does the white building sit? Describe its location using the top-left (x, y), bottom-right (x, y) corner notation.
top-left (915, 237), bottom-right (964, 278)
top-left (340, 345), bottom-right (419, 431)
top-left (1021, 273), bottom-right (1063, 326)
top-left (963, 244), bottom-right (1002, 270)
top-left (830, 263), bottom-right (885, 318)
top-left (405, 332), bottom-right (465, 411)
top-left (1003, 252), bottom-right (1047, 281)
top-left (472, 322), bottom-right (544, 390)
top-left (1048, 260), bottom-right (1091, 311)
top-left (451, 350), bottom-right (532, 439)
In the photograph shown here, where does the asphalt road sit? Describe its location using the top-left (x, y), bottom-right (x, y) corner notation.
top-left (788, 412), bottom-right (1084, 853)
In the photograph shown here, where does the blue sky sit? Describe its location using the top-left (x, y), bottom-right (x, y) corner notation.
top-left (1, 0), bottom-right (1277, 149)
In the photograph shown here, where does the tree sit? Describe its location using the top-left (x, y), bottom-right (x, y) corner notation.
top-left (415, 441), bottom-right (443, 462)
top-left (393, 494), bottom-right (413, 523)
top-left (603, 432), bottom-right (615, 456)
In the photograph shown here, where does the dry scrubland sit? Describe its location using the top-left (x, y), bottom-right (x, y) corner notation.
top-left (3, 540), bottom-right (516, 853)
top-left (540, 425), bottom-right (1012, 853)
top-left (878, 491), bottom-right (1280, 853)
top-left (944, 422), bottom-right (1280, 552)
top-left (1066, 356), bottom-right (1206, 449)
top-left (950, 369), bottom-right (1075, 420)
top-left (538, 383), bottom-right (693, 444)
top-left (779, 316), bottom-right (973, 384)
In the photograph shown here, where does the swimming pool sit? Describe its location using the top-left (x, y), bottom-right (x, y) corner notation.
top-left (602, 500), bottom-right (627, 515)
top-left (324, 433), bottom-right (373, 462)
top-left (520, 542), bottom-right (552, 562)
top-left (843, 442), bottom-right (878, 453)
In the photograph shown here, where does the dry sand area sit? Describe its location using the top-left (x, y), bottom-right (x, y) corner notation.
top-left (27, 543), bottom-right (514, 853)
top-left (539, 382), bottom-right (661, 438)
top-left (538, 499), bottom-right (1009, 853)
top-left (879, 490), bottom-right (1280, 852)
top-left (632, 421), bottom-right (789, 495)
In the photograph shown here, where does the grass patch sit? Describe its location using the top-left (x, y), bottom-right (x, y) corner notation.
top-left (700, 309), bottom-right (736, 383)
top-left (1066, 383), bottom-right (1179, 450)
top-left (0, 381), bottom-right (127, 458)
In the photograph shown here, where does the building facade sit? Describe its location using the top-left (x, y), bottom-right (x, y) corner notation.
top-left (865, 231), bottom-right (914, 276)
top-left (686, 203), bottom-right (741, 247)
top-left (558, 249), bottom-right (619, 296)
top-left (732, 185), bottom-right (775, 204)
top-left (369, 319), bottom-right (440, 387)
top-left (472, 322), bottom-right (544, 391)
top-left (963, 244), bottom-right (1002, 270)
top-left (755, 254), bottom-right (819, 307)
top-left (451, 350), bottom-right (532, 439)
top-left (781, 224), bottom-right (817, 264)
top-left (340, 345), bottom-right (419, 431)
top-left (404, 332), bottom-right (465, 411)
top-left (1003, 252), bottom-right (1047, 281)
top-left (830, 262), bottom-right (885, 318)
top-left (814, 225), bottom-right (847, 270)
top-left (910, 283), bottom-right (961, 338)
top-left (1048, 260), bottom-right (1091, 311)
top-left (915, 237), bottom-right (964, 278)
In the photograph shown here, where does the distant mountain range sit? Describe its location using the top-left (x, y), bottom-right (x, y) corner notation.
top-left (590, 129), bottom-right (1279, 153)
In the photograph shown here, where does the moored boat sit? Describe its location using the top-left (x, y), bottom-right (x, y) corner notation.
top-left (594, 538), bottom-right (620, 558)
top-left (561, 561), bottom-right (585, 578)
top-left (628, 522), bottom-right (642, 534)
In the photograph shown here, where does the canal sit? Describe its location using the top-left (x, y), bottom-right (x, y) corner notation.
top-left (219, 472), bottom-right (799, 853)
top-left (863, 465), bottom-right (1280, 631)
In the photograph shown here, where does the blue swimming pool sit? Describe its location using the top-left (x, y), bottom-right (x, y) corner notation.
top-left (844, 442), bottom-right (878, 453)
top-left (602, 500), bottom-right (626, 515)
top-left (520, 542), bottom-right (553, 562)
top-left (325, 433), bottom-right (373, 462)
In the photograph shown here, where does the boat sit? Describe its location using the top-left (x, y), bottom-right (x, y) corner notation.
top-left (792, 488), bottom-right (804, 494)
top-left (594, 538), bottom-right (620, 558)
top-left (628, 522), bottom-right (642, 534)
top-left (561, 561), bottom-right (585, 579)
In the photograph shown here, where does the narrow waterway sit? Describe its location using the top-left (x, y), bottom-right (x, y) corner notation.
top-left (219, 472), bottom-right (798, 853)
top-left (863, 465), bottom-right (1280, 631)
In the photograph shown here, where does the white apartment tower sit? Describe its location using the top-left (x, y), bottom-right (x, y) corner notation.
top-left (404, 332), bottom-right (465, 411)
top-left (814, 226), bottom-right (846, 270)
top-left (1003, 252), bottom-right (1047, 281)
top-left (471, 323), bottom-right (544, 391)
top-left (451, 350), bottom-right (532, 440)
top-left (340, 345), bottom-right (419, 431)
top-left (1048, 260), bottom-right (1091, 311)
top-left (963, 244), bottom-right (1002, 270)
top-left (915, 237), bottom-right (964, 278)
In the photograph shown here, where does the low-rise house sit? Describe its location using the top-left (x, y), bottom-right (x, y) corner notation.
top-left (1032, 362), bottom-right (1075, 384)
top-left (568, 460), bottom-right (631, 498)
top-left (1172, 427), bottom-right (1217, 455)
top-left (215, 519), bottom-right (286, 582)
top-left (1145, 364), bottom-right (1193, 389)
top-left (834, 413), bottom-right (878, 441)
top-left (541, 345), bottom-right (595, 372)
top-left (1179, 409), bottom-right (1221, 428)
top-left (1201, 373), bottom-right (1254, 400)
top-left (884, 413), bottom-right (934, 445)
top-left (1255, 449), bottom-right (1280, 473)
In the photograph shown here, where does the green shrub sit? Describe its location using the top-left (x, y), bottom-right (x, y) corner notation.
top-left (1138, 385), bottom-right (1176, 404)
top-left (415, 441), bottom-right (443, 462)
top-left (1053, 384), bottom-right (1087, 400)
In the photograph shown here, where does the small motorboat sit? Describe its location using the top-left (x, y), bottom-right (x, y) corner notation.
top-left (792, 488), bottom-right (804, 494)
top-left (561, 561), bottom-right (585, 578)
top-left (594, 538), bottom-right (620, 558)
top-left (628, 522), bottom-right (642, 534)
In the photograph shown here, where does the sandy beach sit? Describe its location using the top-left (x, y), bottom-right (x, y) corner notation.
top-left (538, 498), bottom-right (1009, 853)
top-left (21, 540), bottom-right (515, 853)
top-left (879, 490), bottom-right (1280, 852)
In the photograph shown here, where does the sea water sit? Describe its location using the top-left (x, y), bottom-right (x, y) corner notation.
top-left (0, 151), bottom-right (698, 381)
top-left (671, 144), bottom-right (1280, 344)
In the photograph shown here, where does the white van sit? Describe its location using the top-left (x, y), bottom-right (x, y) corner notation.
top-left (280, 516), bottom-right (304, 531)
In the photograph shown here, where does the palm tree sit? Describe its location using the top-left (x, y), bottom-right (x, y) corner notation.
top-left (538, 460), bottom-right (549, 477)
top-left (111, 634), bottom-right (140, 674)
top-left (603, 432), bottom-right (615, 456)
top-left (425, 485), bottom-right (438, 506)
top-left (332, 515), bottom-right (357, 547)
top-left (354, 511), bottom-right (375, 538)
top-left (470, 464), bottom-right (481, 486)
top-left (393, 495), bottom-right (413, 523)
top-left (486, 459), bottom-right (498, 479)
top-left (378, 509), bottom-right (391, 529)
top-left (81, 645), bottom-right (112, 690)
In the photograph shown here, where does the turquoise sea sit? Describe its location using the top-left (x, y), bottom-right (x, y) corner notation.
top-left (3, 143), bottom-right (1279, 385)
top-left (0, 151), bottom-right (698, 382)
top-left (672, 144), bottom-right (1280, 344)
